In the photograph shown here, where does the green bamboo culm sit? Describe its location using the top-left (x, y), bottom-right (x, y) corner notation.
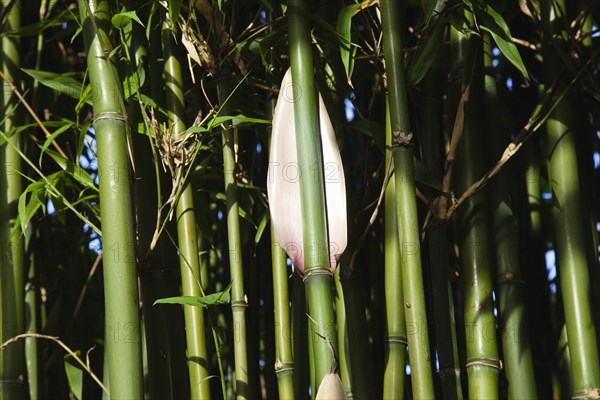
top-left (334, 267), bottom-right (352, 398)
top-left (0, 0), bottom-right (27, 398)
top-left (271, 234), bottom-right (295, 399)
top-left (25, 1), bottom-right (50, 396)
top-left (419, 34), bottom-right (464, 400)
top-left (450, 25), bottom-right (500, 399)
top-left (217, 79), bottom-right (250, 399)
top-left (78, 1), bottom-right (143, 398)
top-left (268, 87), bottom-right (295, 398)
top-left (379, 0), bottom-right (435, 397)
top-left (287, 0), bottom-right (338, 390)
top-left (130, 13), bottom-right (190, 400)
top-left (542, 0), bottom-right (600, 396)
top-left (383, 101), bottom-right (407, 399)
top-left (483, 33), bottom-right (537, 399)
top-left (162, 11), bottom-right (211, 399)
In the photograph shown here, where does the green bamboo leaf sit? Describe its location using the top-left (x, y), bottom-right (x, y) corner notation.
top-left (4, 9), bottom-right (75, 37)
top-left (39, 122), bottom-right (75, 162)
top-left (44, 149), bottom-right (98, 191)
top-left (64, 352), bottom-right (83, 400)
top-left (111, 11), bottom-right (144, 29)
top-left (336, 3), bottom-right (360, 81)
top-left (208, 114), bottom-right (271, 129)
top-left (123, 66), bottom-right (145, 100)
top-left (16, 180), bottom-right (46, 235)
top-left (22, 69), bottom-right (87, 103)
top-left (467, 1), bottom-right (528, 78)
top-left (254, 211), bottom-right (269, 244)
top-left (154, 284), bottom-right (232, 308)
top-left (408, 22), bottom-right (444, 85)
top-left (76, 84), bottom-right (93, 114)
top-left (168, 0), bottom-right (183, 27)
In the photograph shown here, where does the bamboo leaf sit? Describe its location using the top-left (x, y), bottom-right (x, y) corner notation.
top-left (466, 1), bottom-right (529, 78)
top-left (111, 11), bottom-right (144, 29)
top-left (123, 66), bottom-right (145, 100)
top-left (44, 149), bottom-right (97, 191)
top-left (64, 352), bottom-right (84, 400)
top-left (22, 69), bottom-right (87, 103)
top-left (40, 122), bottom-right (75, 162)
top-left (255, 212), bottom-right (269, 244)
top-left (154, 284), bottom-right (232, 308)
top-left (408, 22), bottom-right (444, 85)
top-left (168, 0), bottom-right (183, 27)
top-left (208, 114), bottom-right (271, 129)
top-left (336, 3), bottom-right (360, 81)
top-left (186, 114), bottom-right (270, 135)
top-left (16, 180), bottom-right (46, 235)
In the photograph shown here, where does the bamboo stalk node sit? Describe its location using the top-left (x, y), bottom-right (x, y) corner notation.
top-left (93, 111), bottom-right (127, 123)
top-left (384, 335), bottom-right (408, 346)
top-left (439, 367), bottom-right (462, 378)
top-left (231, 299), bottom-right (249, 309)
top-left (0, 377), bottom-right (25, 385)
top-left (302, 268), bottom-right (333, 281)
top-left (274, 361), bottom-right (294, 374)
top-left (391, 129), bottom-right (413, 147)
top-left (465, 357), bottom-right (503, 371)
top-left (497, 272), bottom-right (525, 284)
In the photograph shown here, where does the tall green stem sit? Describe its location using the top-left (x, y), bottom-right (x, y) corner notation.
top-left (334, 268), bottom-right (352, 398)
top-left (483, 34), bottom-right (537, 399)
top-left (383, 102), bottom-right (407, 399)
top-left (131, 13), bottom-right (189, 400)
top-left (380, 0), bottom-right (434, 397)
top-left (162, 13), bottom-right (211, 399)
top-left (78, 1), bottom-right (143, 398)
top-left (0, 1), bottom-right (26, 398)
top-left (450, 25), bottom-right (500, 399)
top-left (419, 35), bottom-right (463, 400)
top-left (217, 80), bottom-right (249, 399)
top-left (287, 0), bottom-right (338, 389)
top-left (542, 0), bottom-right (600, 395)
top-left (271, 234), bottom-right (294, 399)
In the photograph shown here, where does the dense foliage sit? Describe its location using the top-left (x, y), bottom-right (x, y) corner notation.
top-left (0, 0), bottom-right (598, 399)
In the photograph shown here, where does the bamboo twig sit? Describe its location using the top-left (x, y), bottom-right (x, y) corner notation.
top-left (0, 334), bottom-right (109, 396)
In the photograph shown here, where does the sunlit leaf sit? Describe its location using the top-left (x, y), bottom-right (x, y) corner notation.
top-left (22, 69), bottom-right (87, 103)
top-left (154, 284), bottom-right (232, 307)
top-left (123, 66), bottom-right (145, 99)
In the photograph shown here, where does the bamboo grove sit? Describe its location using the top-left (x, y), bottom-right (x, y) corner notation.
top-left (0, 0), bottom-right (598, 399)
